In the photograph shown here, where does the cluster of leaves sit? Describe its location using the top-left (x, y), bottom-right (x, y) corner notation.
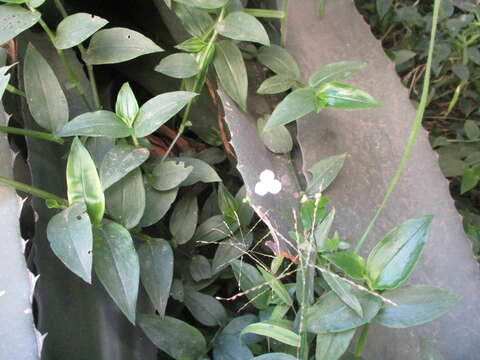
top-left (356, 0), bottom-right (480, 255)
top-left (0, 0), bottom-right (458, 359)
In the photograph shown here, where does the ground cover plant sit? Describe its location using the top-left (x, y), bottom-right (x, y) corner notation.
top-left (0, 0), bottom-right (464, 359)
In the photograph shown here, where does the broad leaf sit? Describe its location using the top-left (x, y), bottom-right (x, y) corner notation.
top-left (54, 13), bottom-right (108, 49)
top-left (366, 216), bottom-right (433, 290)
top-left (59, 110), bottom-right (132, 138)
top-left (184, 289), bottom-right (228, 326)
top-left (241, 321), bottom-right (300, 347)
top-left (322, 272), bottom-right (363, 317)
top-left (259, 267), bottom-right (293, 305)
top-left (306, 289), bottom-right (382, 333)
top-left (173, 3), bottom-right (214, 38)
top-left (264, 88), bottom-right (316, 130)
top-left (138, 238), bottom-right (173, 317)
top-left (94, 222), bottom-right (139, 324)
top-left (375, 285), bottom-right (459, 328)
top-left (376, 0), bottom-right (393, 18)
top-left (24, 43), bottom-right (68, 133)
top-left (258, 115), bottom-right (293, 154)
top-left (152, 160), bottom-right (193, 191)
top-left (0, 5), bottom-right (40, 45)
top-left (194, 215), bottom-right (239, 244)
top-left (213, 333), bottom-right (253, 360)
top-left (324, 252), bottom-right (365, 280)
top-left (46, 202), bottom-right (93, 283)
top-left (212, 232), bottom-right (253, 273)
top-left (84, 27), bottom-right (163, 64)
top-left (133, 91), bottom-right (197, 137)
top-left (66, 137), bottom-right (105, 224)
top-left (218, 12), bottom-right (270, 46)
top-left (115, 82), bottom-right (139, 126)
top-left (258, 75), bottom-right (295, 95)
top-left (155, 53), bottom-right (199, 79)
top-left (231, 260), bottom-right (269, 310)
top-left (306, 154), bottom-right (346, 196)
top-left (257, 45), bottom-right (301, 81)
top-left (308, 61), bottom-right (367, 88)
top-left (169, 194), bottom-right (198, 245)
top-left (139, 314), bottom-right (207, 359)
top-left (214, 40), bottom-right (248, 111)
top-left (316, 82), bottom-right (382, 110)
top-left (315, 208), bottom-right (335, 250)
top-left (139, 186), bottom-right (178, 227)
top-left (217, 183), bottom-right (241, 222)
top-left (316, 329), bottom-right (355, 360)
top-left (105, 168), bottom-right (145, 229)
top-left (190, 255), bottom-right (212, 281)
top-left (174, 157), bottom-right (221, 185)
top-left (100, 144), bottom-right (149, 190)
top-left (253, 354), bottom-right (297, 360)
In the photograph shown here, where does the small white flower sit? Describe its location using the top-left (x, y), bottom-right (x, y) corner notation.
top-left (255, 170), bottom-right (282, 196)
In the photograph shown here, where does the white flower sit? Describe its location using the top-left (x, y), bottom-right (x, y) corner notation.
top-left (255, 169), bottom-right (282, 196)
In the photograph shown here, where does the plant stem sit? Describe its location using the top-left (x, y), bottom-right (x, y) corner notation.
top-left (243, 8), bottom-right (285, 19)
top-left (0, 176), bottom-right (67, 205)
top-left (354, 323), bottom-right (371, 356)
top-left (53, 0), bottom-right (101, 109)
top-left (131, 135), bottom-right (140, 147)
top-left (354, 0), bottom-right (441, 254)
top-left (6, 84), bottom-right (26, 97)
top-left (281, 0), bottom-right (289, 47)
top-left (317, 0), bottom-right (326, 17)
top-left (0, 125), bottom-right (64, 144)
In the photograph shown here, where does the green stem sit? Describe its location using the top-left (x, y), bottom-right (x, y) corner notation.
top-left (317, 0), bottom-right (326, 16)
top-left (0, 176), bottom-right (67, 205)
top-left (6, 84), bottom-right (26, 97)
top-left (243, 8), bottom-right (285, 19)
top-left (131, 135), bottom-right (140, 147)
top-left (53, 0), bottom-right (101, 109)
top-left (0, 126), bottom-right (64, 144)
top-left (354, 323), bottom-right (371, 356)
top-left (354, 0), bottom-right (441, 254)
top-left (281, 0), bottom-right (289, 47)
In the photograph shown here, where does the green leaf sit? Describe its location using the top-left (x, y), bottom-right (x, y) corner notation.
top-left (366, 216), bottom-right (433, 290)
top-left (324, 252), bottom-right (365, 280)
top-left (152, 160), bottom-right (193, 191)
top-left (253, 354), bottom-right (297, 360)
top-left (133, 91), bottom-right (197, 137)
top-left (258, 75), bottom-right (295, 95)
top-left (257, 45), bottom-right (301, 81)
top-left (315, 329), bottom-right (355, 360)
top-left (241, 321), bottom-right (300, 347)
top-left (315, 208), bottom-right (335, 250)
top-left (173, 4), bottom-right (214, 38)
top-left (231, 260), bottom-right (270, 310)
top-left (115, 82), bottom-right (139, 127)
top-left (184, 289), bottom-right (228, 326)
top-left (306, 289), bottom-right (382, 333)
top-left (175, 37), bottom-right (207, 53)
top-left (214, 333), bottom-right (254, 359)
top-left (24, 43), bottom-right (69, 133)
top-left (0, 5), bottom-right (40, 45)
top-left (212, 232), bottom-right (253, 273)
top-left (139, 314), bottom-right (207, 359)
top-left (419, 337), bottom-right (444, 360)
top-left (174, 157), bottom-right (221, 185)
top-left (190, 255), bottom-right (212, 281)
top-left (173, 0), bottom-right (228, 9)
top-left (376, 0), bottom-right (393, 18)
top-left (218, 11), bottom-right (270, 46)
top-left (306, 154), bottom-right (346, 196)
top-left (257, 115), bottom-right (293, 154)
top-left (461, 168), bottom-right (479, 194)
top-left (139, 186), bottom-right (178, 227)
top-left (264, 88), bottom-right (316, 131)
top-left (193, 215), bottom-right (239, 244)
top-left (105, 168), bottom-right (145, 229)
top-left (217, 183), bottom-right (240, 222)
top-left (300, 196), bottom-right (329, 231)
top-left (138, 238), bottom-right (173, 317)
top-left (54, 13), bottom-right (108, 50)
top-left (259, 267), bottom-right (293, 305)
top-left (93, 222), bottom-right (139, 324)
top-left (155, 53), bottom-right (199, 79)
top-left (169, 194), bottom-right (198, 245)
top-left (46, 202), bottom-right (93, 283)
top-left (214, 40), bottom-right (248, 111)
top-left (67, 137), bottom-right (105, 224)
top-left (59, 110), bottom-right (132, 138)
top-left (83, 27), bottom-right (163, 65)
top-left (100, 144), bottom-right (149, 190)
top-left (375, 285), bottom-right (459, 328)
top-left (26, 0), bottom-right (45, 7)
top-left (322, 272), bottom-right (363, 317)
top-left (464, 120), bottom-right (480, 140)
top-left (309, 61), bottom-right (367, 88)
top-left (316, 82), bottom-right (382, 110)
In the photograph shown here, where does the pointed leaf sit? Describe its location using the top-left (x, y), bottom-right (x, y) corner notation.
top-left (190, 255), bottom-right (212, 281)
top-left (184, 289), bottom-right (228, 326)
top-left (133, 91), bottom-right (197, 137)
top-left (212, 232), bottom-right (253, 273)
top-left (173, 4), bottom-right (214, 37)
top-left (24, 43), bottom-right (69, 133)
top-left (316, 82), bottom-right (382, 110)
top-left (324, 252), bottom-right (365, 280)
top-left (115, 82), bottom-right (139, 126)
top-left (257, 45), bottom-right (301, 81)
top-left (259, 266), bottom-right (293, 305)
top-left (66, 137), bottom-right (105, 224)
top-left (315, 329), bottom-right (355, 360)
top-left (376, 0), bottom-right (393, 18)
top-left (322, 272), bottom-right (363, 317)
top-left (258, 75), bottom-right (295, 95)
top-left (241, 321), bottom-right (300, 347)
top-left (0, 5), bottom-right (40, 45)
top-left (152, 160), bottom-right (193, 191)
top-left (258, 115), bottom-right (293, 154)
top-left (46, 202), bottom-right (93, 283)
top-left (315, 208), bottom-right (335, 250)
top-left (306, 154), bottom-right (346, 195)
top-left (93, 222), bottom-right (139, 324)
top-left (139, 186), bottom-right (178, 227)
top-left (54, 13), bottom-right (108, 50)
top-left (231, 260), bottom-right (270, 310)
top-left (169, 194), bottom-right (198, 245)
top-left (218, 11), bottom-right (270, 46)
top-left (194, 215), bottom-right (239, 244)
top-left (308, 61), bottom-right (367, 88)
top-left (138, 238), bottom-right (173, 317)
top-left (174, 157), bottom-right (221, 185)
top-left (84, 27), bottom-right (163, 65)
top-left (59, 110), bottom-right (132, 138)
top-left (155, 53), bottom-right (199, 79)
